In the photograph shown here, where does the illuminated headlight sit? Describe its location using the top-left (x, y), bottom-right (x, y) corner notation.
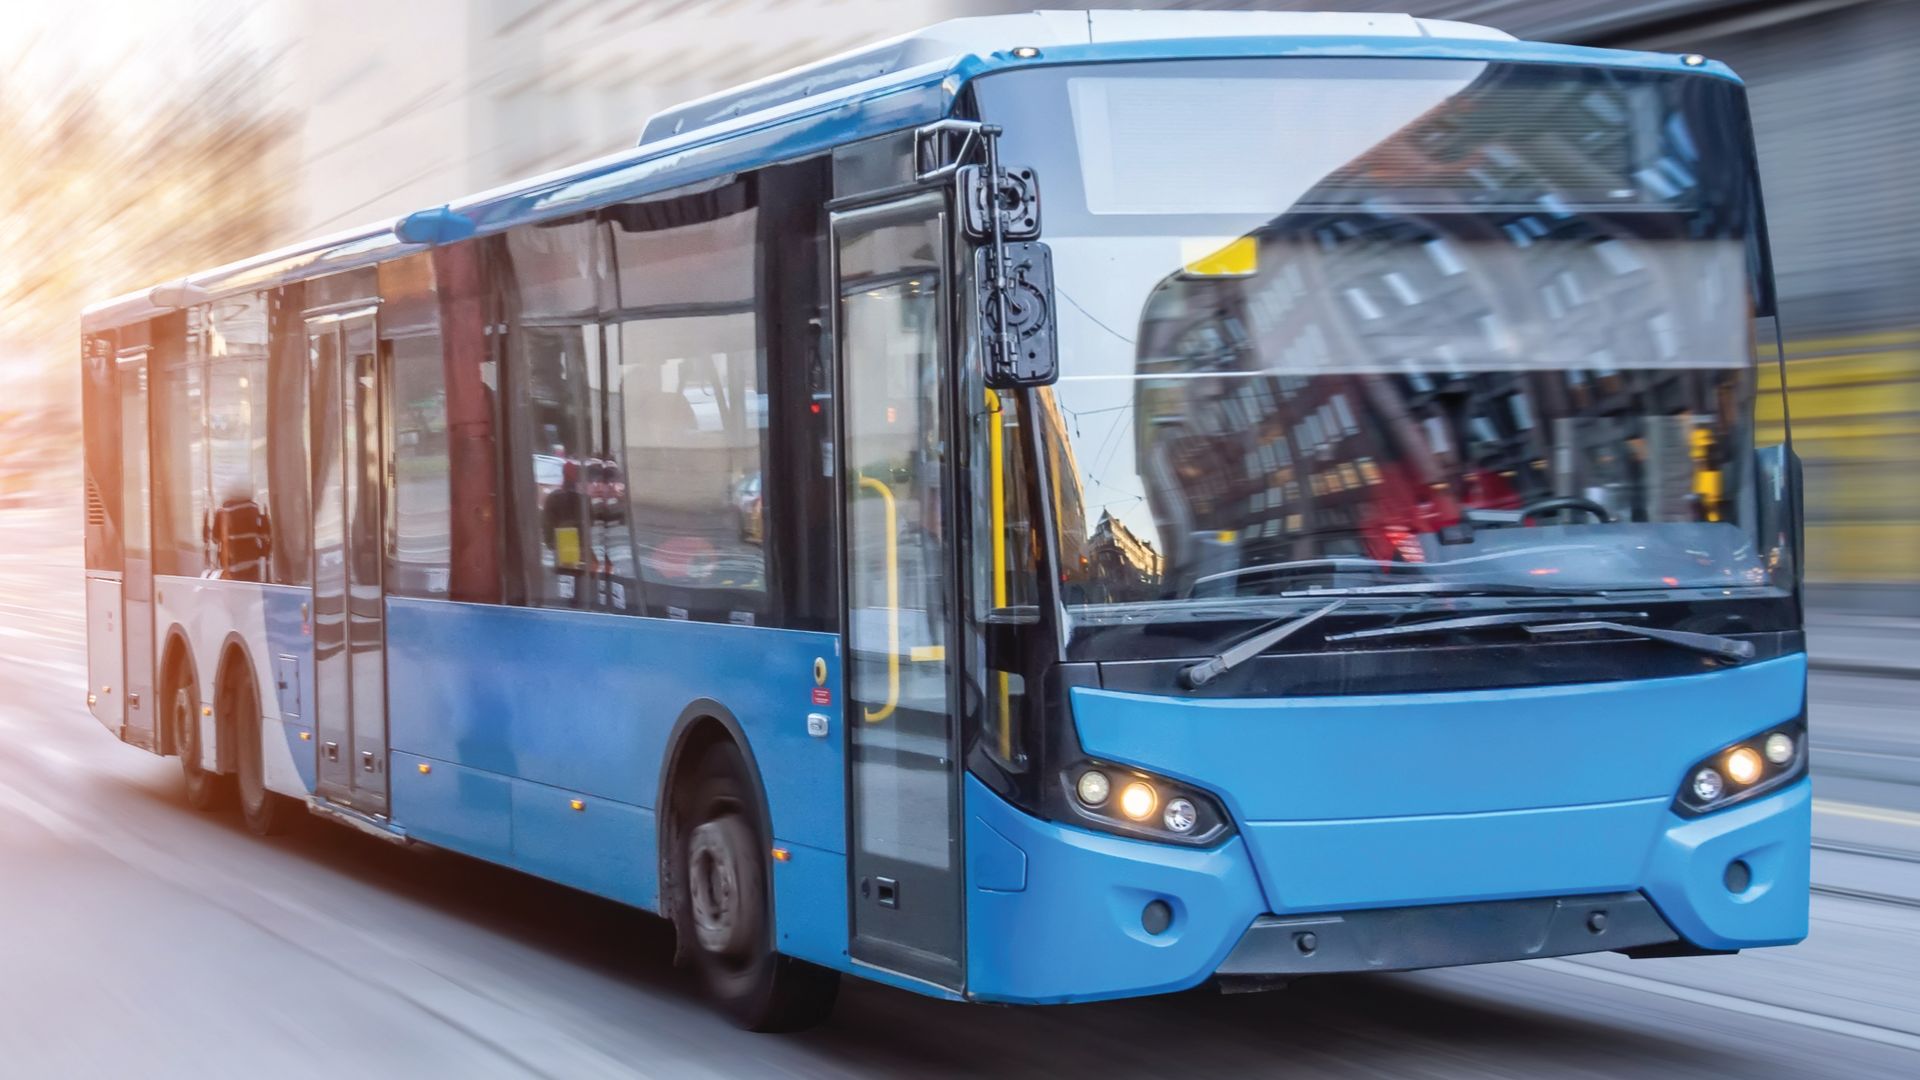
top-left (1675, 720), bottom-right (1807, 816)
top-left (1056, 760), bottom-right (1231, 846)
top-left (1119, 782), bottom-right (1157, 821)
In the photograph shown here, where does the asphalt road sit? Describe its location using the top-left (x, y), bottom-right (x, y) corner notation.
top-left (2, 504), bottom-right (1916, 1079)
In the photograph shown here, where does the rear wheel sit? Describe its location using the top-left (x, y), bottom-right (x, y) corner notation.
top-left (675, 746), bottom-right (838, 1031)
top-left (227, 668), bottom-right (298, 836)
top-left (169, 669), bottom-right (229, 812)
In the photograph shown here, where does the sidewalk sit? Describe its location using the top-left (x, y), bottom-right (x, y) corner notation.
top-left (1808, 613), bottom-right (1920, 677)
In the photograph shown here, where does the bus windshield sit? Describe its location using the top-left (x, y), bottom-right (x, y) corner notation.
top-left (975, 58), bottom-right (1790, 623)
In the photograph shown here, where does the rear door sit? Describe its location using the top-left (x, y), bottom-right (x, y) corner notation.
top-left (117, 349), bottom-right (158, 750)
top-left (307, 308), bottom-right (390, 816)
top-left (833, 195), bottom-right (965, 989)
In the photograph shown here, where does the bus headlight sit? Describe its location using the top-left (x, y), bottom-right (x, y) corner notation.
top-left (1076, 769), bottom-right (1111, 807)
top-left (1056, 760), bottom-right (1231, 846)
top-left (1674, 719), bottom-right (1807, 816)
top-left (1118, 781), bottom-right (1157, 821)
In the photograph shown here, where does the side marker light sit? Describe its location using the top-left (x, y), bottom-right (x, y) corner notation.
top-left (417, 762), bottom-right (431, 775)
top-left (569, 799), bottom-right (586, 812)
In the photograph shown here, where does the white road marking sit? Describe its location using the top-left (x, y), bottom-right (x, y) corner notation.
top-left (1816, 799), bottom-right (1920, 828)
top-left (1534, 956), bottom-right (1920, 1052)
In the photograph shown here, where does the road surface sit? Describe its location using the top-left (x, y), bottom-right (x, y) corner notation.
top-left (2, 504), bottom-right (1916, 1078)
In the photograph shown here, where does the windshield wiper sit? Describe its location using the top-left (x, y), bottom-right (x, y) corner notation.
top-left (1325, 610), bottom-right (1650, 643)
top-left (1281, 581), bottom-right (1609, 598)
top-left (1525, 620), bottom-right (1756, 662)
top-left (1182, 599), bottom-right (1346, 689)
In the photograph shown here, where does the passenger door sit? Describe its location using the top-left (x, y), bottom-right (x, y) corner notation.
top-left (833, 196), bottom-right (964, 988)
top-left (307, 309), bottom-right (390, 816)
top-left (117, 349), bottom-right (157, 750)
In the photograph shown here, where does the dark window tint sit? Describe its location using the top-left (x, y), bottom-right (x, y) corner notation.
top-left (611, 181), bottom-right (768, 624)
top-left (267, 286), bottom-right (311, 585)
top-left (206, 293), bottom-right (272, 581)
top-left (151, 312), bottom-right (208, 578)
top-left (502, 222), bottom-right (635, 611)
top-left (82, 333), bottom-right (124, 570)
top-left (381, 255), bottom-right (454, 598)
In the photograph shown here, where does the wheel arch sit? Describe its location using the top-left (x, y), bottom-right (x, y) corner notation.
top-left (157, 625), bottom-right (199, 758)
top-left (212, 630), bottom-right (259, 776)
top-left (656, 699), bottom-right (776, 959)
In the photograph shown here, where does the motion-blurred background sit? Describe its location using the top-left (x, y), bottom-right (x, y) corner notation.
top-left (1, 0), bottom-right (1914, 616)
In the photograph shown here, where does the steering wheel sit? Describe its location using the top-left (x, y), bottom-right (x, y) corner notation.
top-left (1517, 496), bottom-right (1614, 525)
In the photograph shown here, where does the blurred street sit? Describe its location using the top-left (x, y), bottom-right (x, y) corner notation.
top-left (2, 500), bottom-right (1915, 1078)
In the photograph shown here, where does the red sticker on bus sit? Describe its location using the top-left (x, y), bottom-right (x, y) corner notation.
top-left (811, 687), bottom-right (831, 706)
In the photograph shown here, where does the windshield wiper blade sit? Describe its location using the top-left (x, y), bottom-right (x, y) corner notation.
top-left (1525, 620), bottom-right (1756, 662)
top-left (1281, 581), bottom-right (1608, 598)
top-left (1325, 610), bottom-right (1649, 643)
top-left (1182, 599), bottom-right (1346, 689)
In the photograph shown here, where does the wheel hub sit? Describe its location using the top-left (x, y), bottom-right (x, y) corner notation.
top-left (687, 820), bottom-right (748, 956)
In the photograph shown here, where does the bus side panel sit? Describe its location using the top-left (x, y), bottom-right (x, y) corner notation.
top-left (85, 574), bottom-right (124, 734)
top-left (384, 599), bottom-right (847, 954)
top-left (156, 576), bottom-right (313, 799)
top-left (261, 584), bottom-right (317, 797)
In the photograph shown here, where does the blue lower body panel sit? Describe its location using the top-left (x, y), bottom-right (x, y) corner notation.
top-left (965, 775), bottom-right (1267, 1004)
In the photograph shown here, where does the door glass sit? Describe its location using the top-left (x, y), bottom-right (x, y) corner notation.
top-left (839, 206), bottom-right (961, 982)
top-left (344, 316), bottom-right (387, 808)
top-left (309, 325), bottom-right (350, 799)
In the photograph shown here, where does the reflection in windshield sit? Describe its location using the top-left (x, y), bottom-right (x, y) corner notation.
top-left (978, 58), bottom-right (1782, 611)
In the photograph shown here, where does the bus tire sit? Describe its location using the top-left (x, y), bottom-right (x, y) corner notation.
top-left (675, 746), bottom-right (839, 1032)
top-left (225, 665), bottom-right (297, 837)
top-left (167, 659), bottom-right (229, 813)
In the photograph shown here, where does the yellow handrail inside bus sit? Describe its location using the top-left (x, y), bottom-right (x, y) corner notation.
top-left (986, 390), bottom-right (1013, 759)
top-left (857, 474), bottom-right (900, 723)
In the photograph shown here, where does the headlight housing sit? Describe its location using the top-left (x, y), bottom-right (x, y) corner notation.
top-left (1059, 761), bottom-right (1232, 845)
top-left (1673, 719), bottom-right (1807, 816)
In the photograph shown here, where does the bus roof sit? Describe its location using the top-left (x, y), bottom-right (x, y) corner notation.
top-left (80, 9), bottom-right (1740, 335)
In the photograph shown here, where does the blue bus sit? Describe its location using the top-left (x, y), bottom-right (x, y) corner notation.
top-left (79, 10), bottom-right (1809, 1029)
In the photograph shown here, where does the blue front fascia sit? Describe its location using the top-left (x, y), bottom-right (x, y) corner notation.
top-left (1070, 654), bottom-right (1807, 916)
top-left (959, 656), bottom-right (1807, 1003)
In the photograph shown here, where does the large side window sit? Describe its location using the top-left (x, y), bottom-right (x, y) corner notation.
top-left (381, 254), bottom-right (453, 598)
top-left (206, 293), bottom-right (272, 581)
top-left (266, 284), bottom-right (311, 585)
top-left (610, 179), bottom-right (768, 624)
top-left (151, 311), bottom-right (208, 577)
top-left (501, 220), bottom-right (634, 611)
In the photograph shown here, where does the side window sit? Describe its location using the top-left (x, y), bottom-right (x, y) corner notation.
top-left (206, 293), bottom-right (271, 581)
top-left (611, 179), bottom-right (768, 624)
top-left (382, 254), bottom-right (452, 598)
top-left (502, 221), bottom-right (633, 610)
top-left (266, 285), bottom-right (311, 585)
top-left (151, 311), bottom-right (208, 578)
top-left (82, 332), bottom-right (124, 570)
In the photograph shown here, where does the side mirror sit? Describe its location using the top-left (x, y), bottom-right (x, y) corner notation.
top-left (1753, 444), bottom-right (1803, 589)
top-left (977, 241), bottom-right (1058, 389)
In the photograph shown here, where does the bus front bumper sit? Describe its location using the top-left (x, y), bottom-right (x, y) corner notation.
top-left (962, 774), bottom-right (1809, 1005)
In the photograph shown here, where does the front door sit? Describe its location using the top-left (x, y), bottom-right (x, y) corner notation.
top-left (834, 196), bottom-right (964, 988)
top-left (307, 310), bottom-right (389, 816)
top-left (117, 350), bottom-right (157, 750)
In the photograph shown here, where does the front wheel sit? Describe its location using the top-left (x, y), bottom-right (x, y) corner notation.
top-left (675, 749), bottom-right (838, 1031)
